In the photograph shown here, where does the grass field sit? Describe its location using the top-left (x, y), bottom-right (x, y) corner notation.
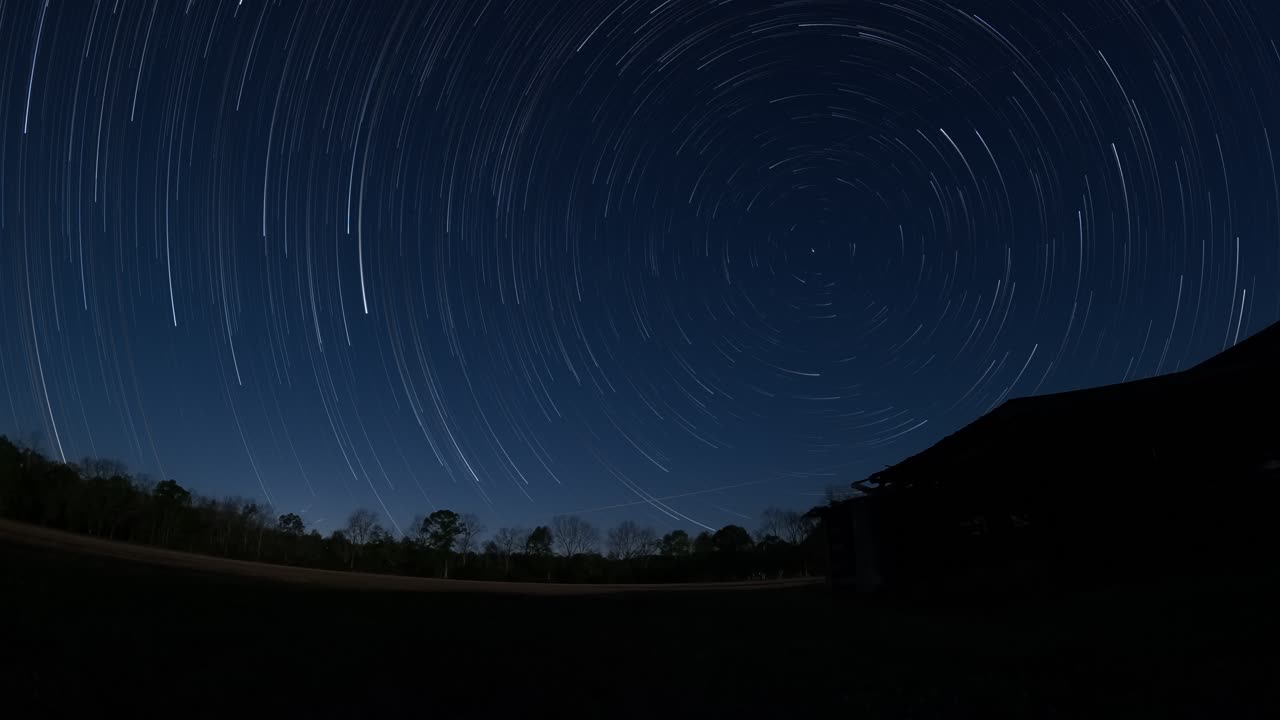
top-left (2, 522), bottom-right (1278, 718)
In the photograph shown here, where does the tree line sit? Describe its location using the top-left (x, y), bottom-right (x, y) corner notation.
top-left (0, 436), bottom-right (827, 583)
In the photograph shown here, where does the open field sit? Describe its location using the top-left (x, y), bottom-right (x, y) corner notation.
top-left (3, 523), bottom-right (1278, 717)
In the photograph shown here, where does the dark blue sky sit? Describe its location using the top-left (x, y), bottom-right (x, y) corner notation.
top-left (2, 0), bottom-right (1278, 537)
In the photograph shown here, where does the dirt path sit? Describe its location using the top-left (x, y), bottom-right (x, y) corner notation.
top-left (0, 519), bottom-right (821, 595)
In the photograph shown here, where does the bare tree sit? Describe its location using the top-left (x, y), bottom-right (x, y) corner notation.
top-left (344, 508), bottom-right (385, 568)
top-left (250, 502), bottom-right (275, 559)
top-left (409, 514), bottom-right (428, 546)
top-left (489, 527), bottom-right (524, 574)
top-left (493, 527), bottom-right (525, 555)
top-left (78, 456), bottom-right (129, 480)
top-left (607, 520), bottom-right (657, 560)
top-left (346, 508), bottom-right (381, 546)
top-left (239, 501), bottom-right (265, 553)
top-left (781, 510), bottom-right (815, 545)
top-left (455, 513), bottom-right (485, 565)
top-left (757, 507), bottom-right (788, 542)
top-left (552, 514), bottom-right (599, 557)
top-left (210, 497), bottom-right (242, 554)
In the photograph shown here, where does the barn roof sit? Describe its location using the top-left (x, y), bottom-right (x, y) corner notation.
top-left (813, 321), bottom-right (1280, 513)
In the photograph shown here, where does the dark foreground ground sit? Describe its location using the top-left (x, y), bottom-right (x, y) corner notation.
top-left (3, 534), bottom-right (1278, 718)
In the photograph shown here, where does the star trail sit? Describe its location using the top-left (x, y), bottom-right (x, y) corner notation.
top-left (2, 0), bottom-right (1278, 534)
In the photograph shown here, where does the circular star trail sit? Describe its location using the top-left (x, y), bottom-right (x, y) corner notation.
top-left (2, 0), bottom-right (1278, 533)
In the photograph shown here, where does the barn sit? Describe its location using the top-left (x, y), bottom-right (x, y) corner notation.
top-left (811, 322), bottom-right (1280, 596)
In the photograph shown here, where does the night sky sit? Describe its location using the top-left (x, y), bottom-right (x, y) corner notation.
top-left (1, 0), bottom-right (1278, 536)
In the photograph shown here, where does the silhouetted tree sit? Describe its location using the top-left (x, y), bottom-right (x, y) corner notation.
top-left (489, 527), bottom-right (524, 574)
top-left (755, 534), bottom-right (788, 578)
top-left (248, 502), bottom-right (275, 559)
top-left (278, 513), bottom-right (305, 536)
top-left (78, 457), bottom-right (128, 482)
top-left (525, 526), bottom-right (553, 556)
top-left (0, 435), bottom-right (830, 585)
top-left (455, 513), bottom-right (485, 567)
top-left (523, 525), bottom-right (555, 581)
top-left (758, 507), bottom-right (788, 542)
top-left (712, 525), bottom-right (754, 554)
top-left (328, 530), bottom-right (352, 568)
top-left (421, 510), bottom-right (462, 577)
top-left (782, 510), bottom-right (815, 545)
top-left (659, 529), bottom-right (692, 557)
top-left (346, 509), bottom-right (381, 546)
top-left (238, 502), bottom-right (268, 557)
top-left (344, 509), bottom-right (384, 568)
top-left (273, 513), bottom-right (305, 562)
top-left (552, 515), bottom-right (599, 557)
top-left (706, 525), bottom-right (755, 579)
top-left (152, 479), bottom-right (192, 546)
top-left (607, 520), bottom-right (657, 560)
top-left (153, 479), bottom-right (191, 506)
top-left (422, 510), bottom-right (461, 551)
